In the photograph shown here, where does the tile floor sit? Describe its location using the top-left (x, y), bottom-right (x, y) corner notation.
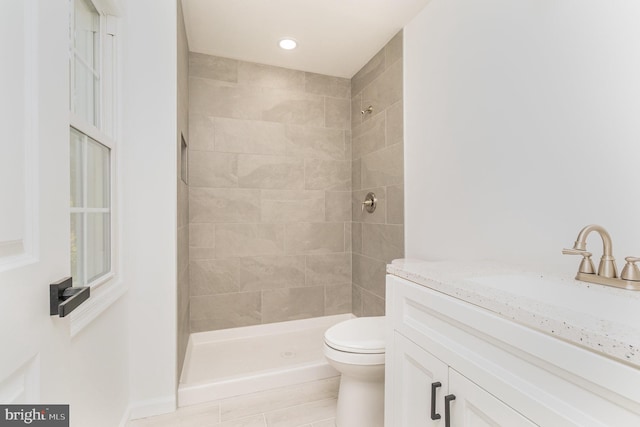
top-left (127, 377), bottom-right (339, 427)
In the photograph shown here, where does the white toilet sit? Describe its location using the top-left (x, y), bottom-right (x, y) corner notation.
top-left (323, 316), bottom-right (386, 427)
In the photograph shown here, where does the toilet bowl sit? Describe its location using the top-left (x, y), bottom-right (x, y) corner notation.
top-left (323, 316), bottom-right (385, 427)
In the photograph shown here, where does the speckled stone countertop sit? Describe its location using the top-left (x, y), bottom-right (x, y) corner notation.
top-left (387, 259), bottom-right (640, 369)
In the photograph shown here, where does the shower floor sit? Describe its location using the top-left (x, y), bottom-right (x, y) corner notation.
top-left (178, 313), bottom-right (353, 407)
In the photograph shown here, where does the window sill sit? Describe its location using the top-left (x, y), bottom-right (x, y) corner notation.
top-left (68, 276), bottom-right (127, 337)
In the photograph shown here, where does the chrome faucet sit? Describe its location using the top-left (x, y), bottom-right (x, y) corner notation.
top-left (563, 224), bottom-right (640, 290)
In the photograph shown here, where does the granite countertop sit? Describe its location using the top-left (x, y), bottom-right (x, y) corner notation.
top-left (387, 259), bottom-right (640, 369)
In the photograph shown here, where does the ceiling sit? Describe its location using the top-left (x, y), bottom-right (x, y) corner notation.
top-left (181, 0), bottom-right (431, 78)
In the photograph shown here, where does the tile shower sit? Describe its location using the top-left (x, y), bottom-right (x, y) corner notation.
top-left (186, 32), bottom-right (404, 332)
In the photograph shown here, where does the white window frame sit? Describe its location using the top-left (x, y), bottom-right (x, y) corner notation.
top-left (68, 0), bottom-right (124, 336)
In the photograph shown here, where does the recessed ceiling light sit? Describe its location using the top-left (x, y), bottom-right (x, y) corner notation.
top-left (278, 38), bottom-right (297, 50)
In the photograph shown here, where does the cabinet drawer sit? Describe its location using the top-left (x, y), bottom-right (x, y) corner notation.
top-left (386, 274), bottom-right (640, 426)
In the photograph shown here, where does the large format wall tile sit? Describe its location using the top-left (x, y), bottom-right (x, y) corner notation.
top-left (189, 77), bottom-right (262, 121)
top-left (190, 258), bottom-right (240, 296)
top-left (189, 113), bottom-right (215, 152)
top-left (178, 180), bottom-right (189, 228)
top-left (351, 222), bottom-right (362, 255)
top-left (189, 53), bottom-right (355, 331)
top-left (387, 185), bottom-right (404, 225)
top-left (352, 285), bottom-right (363, 317)
top-left (237, 255), bottom-right (306, 291)
top-left (325, 191), bottom-right (351, 222)
top-left (238, 154), bottom-right (305, 189)
top-left (362, 60), bottom-right (403, 114)
top-left (305, 159), bottom-right (351, 191)
top-left (350, 31), bottom-right (404, 317)
top-left (191, 78), bottom-right (325, 127)
top-left (352, 254), bottom-right (387, 299)
top-left (306, 253), bottom-right (351, 286)
top-left (262, 286), bottom-right (325, 323)
top-left (213, 118), bottom-right (289, 156)
top-left (216, 224), bottom-right (284, 258)
top-left (360, 143), bottom-right (403, 189)
top-left (385, 31), bottom-right (403, 68)
top-left (325, 97), bottom-right (351, 130)
top-left (352, 112), bottom-right (386, 160)
top-left (190, 292), bottom-right (261, 331)
top-left (325, 283), bottom-right (352, 315)
top-left (361, 290), bottom-right (385, 316)
top-left (305, 72), bottom-right (350, 98)
top-left (351, 93), bottom-right (363, 130)
top-left (189, 187), bottom-right (260, 223)
top-left (352, 159), bottom-right (362, 191)
top-left (344, 222), bottom-right (352, 253)
top-left (189, 53), bottom-right (238, 83)
top-left (285, 223), bottom-right (345, 254)
top-left (189, 151), bottom-right (238, 188)
top-left (238, 61), bottom-right (305, 91)
top-left (178, 224), bottom-right (189, 274)
top-left (285, 126), bottom-right (346, 160)
top-left (386, 101), bottom-right (403, 146)
top-left (352, 49), bottom-right (386, 97)
top-left (361, 223), bottom-right (404, 263)
top-left (261, 91), bottom-right (325, 126)
top-left (344, 130), bottom-right (352, 161)
top-left (261, 190), bottom-right (325, 223)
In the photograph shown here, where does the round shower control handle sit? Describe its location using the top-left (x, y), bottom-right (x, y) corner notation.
top-left (621, 257), bottom-right (640, 281)
top-left (361, 192), bottom-right (377, 213)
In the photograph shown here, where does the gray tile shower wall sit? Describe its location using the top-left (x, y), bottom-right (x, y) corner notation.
top-left (351, 31), bottom-right (404, 316)
top-left (177, 0), bottom-right (190, 377)
top-left (188, 53), bottom-right (353, 332)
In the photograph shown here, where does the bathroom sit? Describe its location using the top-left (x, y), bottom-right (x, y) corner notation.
top-left (0, 0), bottom-right (639, 426)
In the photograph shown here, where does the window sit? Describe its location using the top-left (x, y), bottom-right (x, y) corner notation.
top-left (69, 0), bottom-right (117, 289)
top-left (70, 0), bottom-right (100, 127)
top-left (70, 129), bottom-right (111, 285)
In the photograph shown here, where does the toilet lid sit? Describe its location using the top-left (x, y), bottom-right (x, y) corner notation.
top-left (324, 317), bottom-right (385, 354)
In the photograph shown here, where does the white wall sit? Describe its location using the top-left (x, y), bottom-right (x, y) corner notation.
top-left (122, 0), bottom-right (178, 418)
top-left (404, 0), bottom-right (640, 273)
top-left (70, 302), bottom-right (130, 426)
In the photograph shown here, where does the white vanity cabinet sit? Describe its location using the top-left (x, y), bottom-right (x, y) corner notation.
top-left (385, 274), bottom-right (640, 427)
top-left (392, 332), bottom-right (535, 426)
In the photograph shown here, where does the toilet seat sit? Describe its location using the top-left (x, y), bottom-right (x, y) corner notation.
top-left (324, 316), bottom-right (385, 354)
top-left (323, 342), bottom-right (385, 365)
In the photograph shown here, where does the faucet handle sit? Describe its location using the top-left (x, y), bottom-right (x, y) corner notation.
top-left (562, 248), bottom-right (596, 274)
top-left (562, 248), bottom-right (591, 256)
top-left (621, 257), bottom-right (640, 281)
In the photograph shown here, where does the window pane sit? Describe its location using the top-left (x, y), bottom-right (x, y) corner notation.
top-left (86, 138), bottom-right (110, 208)
top-left (73, 60), bottom-right (99, 126)
top-left (70, 127), bottom-right (111, 287)
top-left (70, 213), bottom-right (84, 286)
top-left (86, 213), bottom-right (110, 284)
top-left (70, 128), bottom-right (84, 208)
top-left (72, 0), bottom-right (100, 126)
top-left (74, 0), bottom-right (98, 68)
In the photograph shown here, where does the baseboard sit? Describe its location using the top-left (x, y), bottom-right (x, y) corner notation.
top-left (118, 406), bottom-right (131, 427)
top-left (126, 395), bottom-right (176, 422)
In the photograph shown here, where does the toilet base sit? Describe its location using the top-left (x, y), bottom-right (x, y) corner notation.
top-left (335, 370), bottom-right (384, 427)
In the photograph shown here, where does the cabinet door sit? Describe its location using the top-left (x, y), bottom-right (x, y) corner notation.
top-left (392, 333), bottom-right (449, 427)
top-left (448, 369), bottom-right (536, 427)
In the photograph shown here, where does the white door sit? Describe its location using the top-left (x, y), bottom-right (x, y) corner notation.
top-left (0, 0), bottom-right (74, 405)
top-left (392, 332), bottom-right (449, 427)
top-left (448, 369), bottom-right (536, 427)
